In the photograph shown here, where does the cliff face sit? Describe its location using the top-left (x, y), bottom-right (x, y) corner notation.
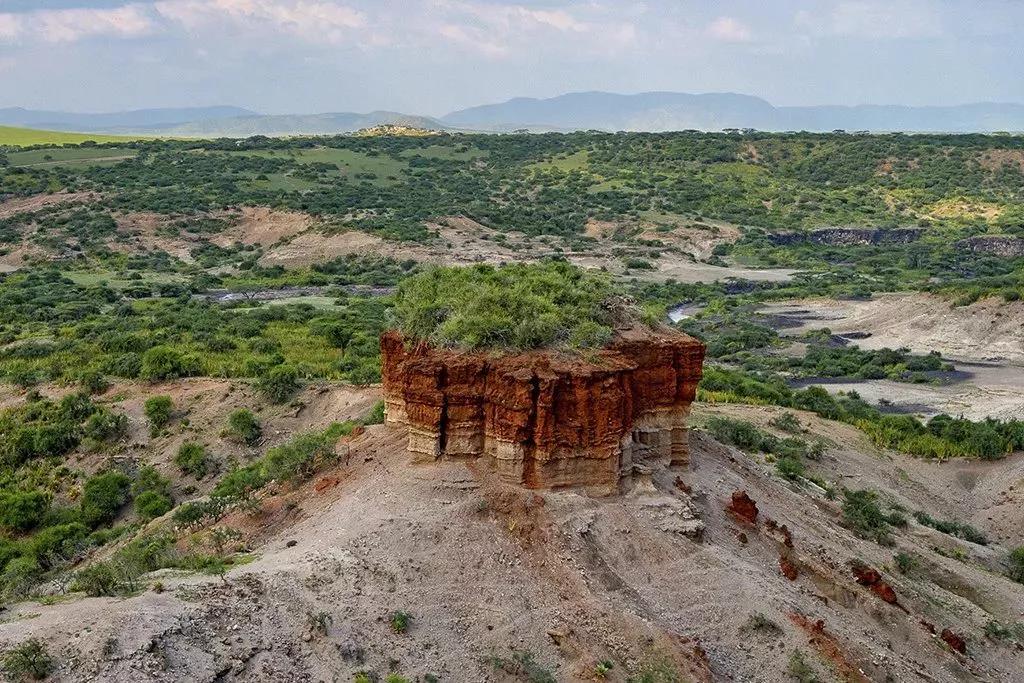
top-left (380, 329), bottom-right (705, 493)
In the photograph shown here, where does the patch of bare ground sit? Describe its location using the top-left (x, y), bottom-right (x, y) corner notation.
top-left (761, 293), bottom-right (1024, 364)
top-left (0, 191), bottom-right (99, 219)
top-left (0, 242), bottom-right (49, 272)
top-left (259, 215), bottom-right (548, 269)
top-left (978, 149), bottom-right (1024, 172)
top-left (210, 207), bottom-right (314, 248)
top-left (635, 217), bottom-right (741, 261)
top-left (3, 389), bottom-right (1023, 680)
top-left (109, 211), bottom-right (197, 262)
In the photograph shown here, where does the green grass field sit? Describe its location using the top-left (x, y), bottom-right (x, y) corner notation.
top-left (6, 146), bottom-right (140, 168)
top-left (0, 125), bottom-right (138, 147)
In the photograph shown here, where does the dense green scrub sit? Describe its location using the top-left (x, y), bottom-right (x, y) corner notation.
top-left (0, 269), bottom-right (388, 387)
top-left (3, 130), bottom-right (1023, 240)
top-left (699, 366), bottom-right (1024, 460)
top-left (391, 261), bottom-right (638, 350)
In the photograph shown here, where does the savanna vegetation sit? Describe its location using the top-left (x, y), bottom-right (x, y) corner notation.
top-left (1, 128), bottom-right (1023, 612)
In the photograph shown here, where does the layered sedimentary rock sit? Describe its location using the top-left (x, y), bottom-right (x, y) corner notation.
top-left (380, 328), bottom-right (705, 493)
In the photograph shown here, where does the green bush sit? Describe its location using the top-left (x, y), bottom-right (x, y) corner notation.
top-left (27, 523), bottom-right (87, 569)
top-left (1, 638), bottom-right (53, 681)
top-left (80, 471), bottom-right (131, 528)
top-left (841, 489), bottom-right (900, 544)
top-left (392, 262), bottom-right (628, 351)
top-left (134, 491), bottom-right (172, 520)
top-left (83, 408), bottom-right (127, 446)
top-left (0, 557), bottom-right (41, 600)
top-left (174, 443), bottom-right (210, 479)
top-left (261, 431), bottom-right (337, 483)
top-left (72, 561), bottom-right (118, 597)
top-left (0, 490), bottom-right (49, 532)
top-left (389, 610), bottom-right (412, 634)
top-left (140, 346), bottom-right (197, 382)
top-left (143, 395), bottom-right (173, 435)
top-left (257, 365), bottom-right (299, 403)
top-left (225, 409), bottom-right (261, 445)
top-left (775, 456), bottom-right (805, 481)
top-left (78, 370), bottom-right (110, 395)
top-left (361, 401), bottom-right (385, 426)
top-left (913, 511), bottom-right (988, 545)
top-left (1008, 547), bottom-right (1024, 584)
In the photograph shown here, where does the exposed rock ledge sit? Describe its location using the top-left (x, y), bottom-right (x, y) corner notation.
top-left (380, 328), bottom-right (705, 494)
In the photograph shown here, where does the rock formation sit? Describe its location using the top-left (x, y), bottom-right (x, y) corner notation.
top-left (380, 328), bottom-right (705, 493)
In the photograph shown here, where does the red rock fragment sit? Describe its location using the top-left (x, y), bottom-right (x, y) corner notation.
top-left (727, 490), bottom-right (759, 524)
top-left (780, 555), bottom-right (799, 580)
top-left (941, 629), bottom-right (967, 655)
top-left (850, 561), bottom-right (898, 605)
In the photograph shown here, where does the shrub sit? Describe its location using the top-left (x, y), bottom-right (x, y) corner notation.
top-left (73, 561), bottom-right (118, 597)
top-left (175, 442), bottom-right (211, 479)
top-left (1, 639), bottom-right (53, 681)
top-left (787, 650), bottom-right (819, 683)
top-left (27, 523), bottom-right (88, 569)
top-left (134, 490), bottom-right (173, 520)
top-left (257, 365), bottom-right (299, 403)
top-left (78, 370), bottom-right (109, 395)
top-left (770, 412), bottom-right (802, 434)
top-left (389, 610), bottom-right (412, 634)
top-left (261, 431), bottom-right (337, 483)
top-left (143, 395), bottom-right (173, 435)
top-left (83, 409), bottom-right (127, 446)
top-left (81, 471), bottom-right (131, 528)
top-left (361, 401), bottom-right (385, 426)
top-left (1008, 547), bottom-right (1024, 584)
top-left (0, 489), bottom-right (49, 532)
top-left (392, 262), bottom-right (629, 351)
top-left (841, 489), bottom-right (897, 544)
top-left (140, 346), bottom-right (197, 382)
top-left (912, 511), bottom-right (988, 545)
top-left (225, 409), bottom-right (261, 445)
top-left (0, 557), bottom-right (41, 600)
top-left (775, 456), bottom-right (805, 481)
top-left (894, 552), bottom-right (918, 574)
top-left (488, 649), bottom-right (555, 683)
top-left (211, 465), bottom-right (267, 501)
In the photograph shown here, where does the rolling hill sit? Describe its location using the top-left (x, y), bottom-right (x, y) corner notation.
top-left (0, 125), bottom-right (138, 147)
top-left (441, 91), bottom-right (1024, 133)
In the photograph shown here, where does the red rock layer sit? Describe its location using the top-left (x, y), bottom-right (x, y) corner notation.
top-left (380, 328), bottom-right (705, 492)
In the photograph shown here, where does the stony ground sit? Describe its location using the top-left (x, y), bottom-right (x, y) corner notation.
top-left (2, 395), bottom-right (1022, 682)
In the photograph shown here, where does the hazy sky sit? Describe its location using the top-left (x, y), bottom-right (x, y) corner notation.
top-left (1, 0), bottom-right (1021, 115)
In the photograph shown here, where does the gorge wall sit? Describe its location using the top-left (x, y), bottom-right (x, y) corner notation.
top-left (380, 329), bottom-right (705, 493)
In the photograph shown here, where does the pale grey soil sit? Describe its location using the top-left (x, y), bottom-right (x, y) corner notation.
top-left (759, 294), bottom-right (1024, 421)
top-left (3, 401), bottom-right (1022, 682)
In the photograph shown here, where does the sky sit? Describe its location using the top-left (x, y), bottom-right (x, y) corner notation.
top-left (0, 0), bottom-right (1021, 116)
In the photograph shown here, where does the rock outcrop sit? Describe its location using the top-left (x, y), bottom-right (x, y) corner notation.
top-left (769, 227), bottom-right (923, 247)
top-left (380, 328), bottom-right (705, 493)
top-left (955, 235), bottom-right (1024, 258)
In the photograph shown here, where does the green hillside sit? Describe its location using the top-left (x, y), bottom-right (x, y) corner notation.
top-left (0, 125), bottom-right (137, 147)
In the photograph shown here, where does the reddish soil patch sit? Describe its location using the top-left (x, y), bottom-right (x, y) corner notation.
top-left (850, 561), bottom-right (898, 605)
top-left (941, 628), bottom-right (967, 655)
top-left (788, 612), bottom-right (871, 683)
top-left (780, 555), bottom-right (799, 581)
top-left (727, 490), bottom-right (758, 524)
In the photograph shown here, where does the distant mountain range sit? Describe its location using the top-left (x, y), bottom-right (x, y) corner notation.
top-left (0, 106), bottom-right (256, 132)
top-left (442, 92), bottom-right (1024, 133)
top-left (3, 92), bottom-right (1024, 137)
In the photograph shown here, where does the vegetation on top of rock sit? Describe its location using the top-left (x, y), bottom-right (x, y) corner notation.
top-left (391, 261), bottom-right (646, 351)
